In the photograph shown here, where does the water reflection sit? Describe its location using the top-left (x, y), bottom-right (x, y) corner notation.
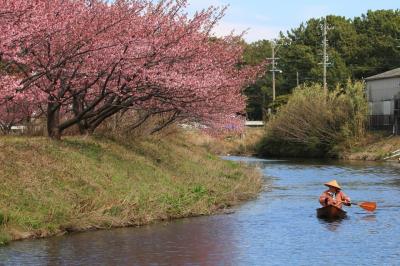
top-left (319, 219), bottom-right (344, 232)
top-left (361, 214), bottom-right (377, 222)
top-left (1, 216), bottom-right (239, 265)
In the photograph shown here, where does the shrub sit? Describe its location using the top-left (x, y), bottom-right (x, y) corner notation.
top-left (258, 81), bottom-right (368, 157)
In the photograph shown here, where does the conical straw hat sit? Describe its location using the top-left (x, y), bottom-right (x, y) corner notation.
top-left (324, 180), bottom-right (341, 189)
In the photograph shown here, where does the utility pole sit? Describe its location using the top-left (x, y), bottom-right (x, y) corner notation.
top-left (320, 17), bottom-right (331, 94)
top-left (296, 71), bottom-right (299, 87)
top-left (272, 44), bottom-right (276, 101)
top-left (323, 18), bottom-right (328, 93)
top-left (267, 42), bottom-right (282, 102)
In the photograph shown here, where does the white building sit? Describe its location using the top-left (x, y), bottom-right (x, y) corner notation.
top-left (365, 68), bottom-right (400, 135)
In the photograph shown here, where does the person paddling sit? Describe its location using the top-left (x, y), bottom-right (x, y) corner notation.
top-left (319, 180), bottom-right (351, 209)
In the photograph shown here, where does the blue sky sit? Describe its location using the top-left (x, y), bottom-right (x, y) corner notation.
top-left (187, 0), bottom-right (400, 42)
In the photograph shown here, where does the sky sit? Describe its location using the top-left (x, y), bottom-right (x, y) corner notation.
top-left (186, 0), bottom-right (400, 42)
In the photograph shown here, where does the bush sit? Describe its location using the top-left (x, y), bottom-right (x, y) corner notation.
top-left (258, 81), bottom-right (368, 158)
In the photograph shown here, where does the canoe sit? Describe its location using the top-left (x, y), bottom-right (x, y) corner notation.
top-left (316, 205), bottom-right (347, 219)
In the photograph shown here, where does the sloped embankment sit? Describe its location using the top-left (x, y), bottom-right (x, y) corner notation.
top-left (0, 134), bottom-right (262, 244)
top-left (340, 135), bottom-right (400, 161)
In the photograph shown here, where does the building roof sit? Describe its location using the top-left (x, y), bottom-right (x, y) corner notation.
top-left (365, 68), bottom-right (400, 81)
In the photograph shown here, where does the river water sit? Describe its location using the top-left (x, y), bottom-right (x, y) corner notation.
top-left (1, 157), bottom-right (400, 265)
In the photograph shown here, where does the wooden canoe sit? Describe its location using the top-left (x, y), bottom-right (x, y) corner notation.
top-left (316, 205), bottom-right (347, 219)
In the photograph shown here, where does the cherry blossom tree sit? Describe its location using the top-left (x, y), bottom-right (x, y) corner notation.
top-left (0, 0), bottom-right (262, 139)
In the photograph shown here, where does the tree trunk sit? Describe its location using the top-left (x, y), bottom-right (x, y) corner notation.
top-left (72, 95), bottom-right (89, 134)
top-left (47, 101), bottom-right (61, 139)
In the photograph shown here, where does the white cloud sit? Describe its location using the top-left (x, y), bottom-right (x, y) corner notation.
top-left (186, 1), bottom-right (283, 42)
top-left (212, 21), bottom-right (283, 42)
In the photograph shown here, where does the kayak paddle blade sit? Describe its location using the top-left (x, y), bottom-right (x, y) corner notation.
top-left (358, 202), bottom-right (377, 212)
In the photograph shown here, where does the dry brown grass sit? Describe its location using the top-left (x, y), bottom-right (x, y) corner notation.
top-left (186, 128), bottom-right (265, 156)
top-left (342, 134), bottom-right (400, 161)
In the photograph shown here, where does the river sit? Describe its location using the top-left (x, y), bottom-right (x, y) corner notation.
top-left (0, 157), bottom-right (400, 265)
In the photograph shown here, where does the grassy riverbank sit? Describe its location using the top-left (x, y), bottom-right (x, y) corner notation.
top-left (256, 129), bottom-right (400, 161)
top-left (0, 133), bottom-right (262, 245)
top-left (340, 134), bottom-right (400, 161)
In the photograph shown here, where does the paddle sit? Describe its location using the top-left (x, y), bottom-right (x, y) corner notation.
top-left (335, 200), bottom-right (377, 212)
top-left (350, 201), bottom-right (377, 212)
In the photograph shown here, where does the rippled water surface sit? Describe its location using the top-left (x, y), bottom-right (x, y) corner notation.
top-left (1, 157), bottom-right (400, 265)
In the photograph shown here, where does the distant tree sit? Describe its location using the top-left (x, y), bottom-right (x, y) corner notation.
top-left (352, 9), bottom-right (400, 78)
top-left (242, 40), bottom-right (272, 120)
top-left (243, 10), bottom-right (400, 119)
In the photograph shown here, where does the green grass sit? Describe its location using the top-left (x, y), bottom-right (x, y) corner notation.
top-left (0, 230), bottom-right (10, 245)
top-left (0, 133), bottom-right (262, 244)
